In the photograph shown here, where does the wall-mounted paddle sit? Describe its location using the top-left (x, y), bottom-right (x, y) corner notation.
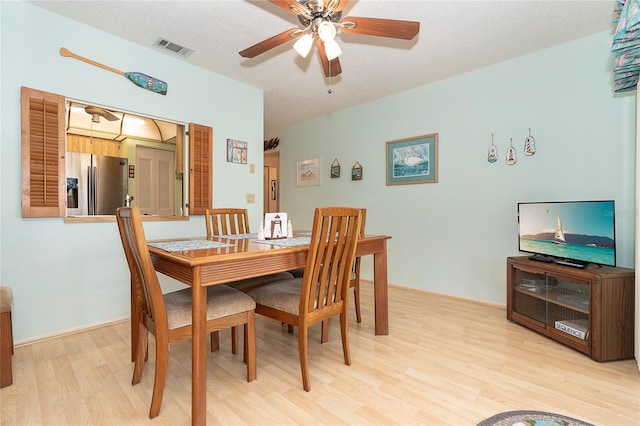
top-left (60, 47), bottom-right (168, 95)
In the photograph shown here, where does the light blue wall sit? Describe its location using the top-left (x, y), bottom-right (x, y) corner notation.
top-left (279, 31), bottom-right (636, 305)
top-left (1, 2), bottom-right (635, 342)
top-left (0, 2), bottom-right (264, 342)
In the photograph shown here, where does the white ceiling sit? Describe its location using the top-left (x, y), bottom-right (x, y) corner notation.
top-left (29, 0), bottom-right (617, 137)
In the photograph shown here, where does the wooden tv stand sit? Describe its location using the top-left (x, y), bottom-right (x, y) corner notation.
top-left (506, 256), bottom-right (635, 361)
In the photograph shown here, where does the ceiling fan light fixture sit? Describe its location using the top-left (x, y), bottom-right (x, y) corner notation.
top-left (324, 39), bottom-right (342, 61)
top-left (293, 33), bottom-right (314, 58)
top-left (317, 20), bottom-right (336, 42)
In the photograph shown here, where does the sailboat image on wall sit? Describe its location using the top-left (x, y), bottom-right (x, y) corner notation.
top-left (552, 216), bottom-right (567, 245)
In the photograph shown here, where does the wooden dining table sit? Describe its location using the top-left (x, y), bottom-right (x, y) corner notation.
top-left (146, 232), bottom-right (391, 426)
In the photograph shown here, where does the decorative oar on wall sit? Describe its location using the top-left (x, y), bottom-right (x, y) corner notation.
top-left (60, 47), bottom-right (168, 95)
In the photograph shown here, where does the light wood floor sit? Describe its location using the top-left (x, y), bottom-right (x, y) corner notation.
top-left (1, 283), bottom-right (638, 425)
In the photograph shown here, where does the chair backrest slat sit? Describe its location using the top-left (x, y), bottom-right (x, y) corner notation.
top-left (302, 207), bottom-right (362, 315)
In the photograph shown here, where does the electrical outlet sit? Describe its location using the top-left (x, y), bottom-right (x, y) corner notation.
top-left (246, 193), bottom-right (255, 203)
top-left (249, 163), bottom-right (256, 174)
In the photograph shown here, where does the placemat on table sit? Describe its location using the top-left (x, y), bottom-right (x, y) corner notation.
top-left (253, 237), bottom-right (311, 247)
top-left (217, 233), bottom-right (257, 240)
top-left (149, 240), bottom-right (233, 252)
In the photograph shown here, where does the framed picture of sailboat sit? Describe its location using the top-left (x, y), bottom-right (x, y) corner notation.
top-left (386, 133), bottom-right (438, 185)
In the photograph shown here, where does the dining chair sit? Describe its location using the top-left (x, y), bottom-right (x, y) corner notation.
top-left (205, 208), bottom-right (250, 238)
top-left (204, 207), bottom-right (294, 352)
top-left (246, 207), bottom-right (362, 391)
top-left (116, 206), bottom-right (257, 418)
top-left (205, 207), bottom-right (249, 351)
top-left (291, 208), bottom-right (367, 343)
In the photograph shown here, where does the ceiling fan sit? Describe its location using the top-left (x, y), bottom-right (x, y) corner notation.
top-left (239, 0), bottom-right (420, 77)
top-left (84, 106), bottom-right (119, 123)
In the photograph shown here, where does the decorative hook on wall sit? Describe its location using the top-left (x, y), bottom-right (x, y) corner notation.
top-left (506, 138), bottom-right (517, 165)
top-left (488, 133), bottom-right (497, 163)
top-left (524, 128), bottom-right (536, 156)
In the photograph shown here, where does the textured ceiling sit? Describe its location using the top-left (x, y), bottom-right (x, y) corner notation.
top-left (29, 0), bottom-right (617, 137)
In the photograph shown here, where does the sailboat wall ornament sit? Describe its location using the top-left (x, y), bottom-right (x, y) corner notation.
top-left (506, 138), bottom-right (517, 165)
top-left (487, 134), bottom-right (498, 163)
top-left (524, 128), bottom-right (536, 156)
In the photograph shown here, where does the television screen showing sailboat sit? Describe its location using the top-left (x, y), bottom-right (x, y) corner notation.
top-left (552, 216), bottom-right (566, 245)
top-left (517, 200), bottom-right (616, 267)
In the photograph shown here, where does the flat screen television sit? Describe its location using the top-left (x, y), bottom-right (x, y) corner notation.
top-left (517, 200), bottom-right (616, 268)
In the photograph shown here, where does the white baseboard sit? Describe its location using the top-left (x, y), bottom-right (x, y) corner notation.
top-left (14, 316), bottom-right (130, 348)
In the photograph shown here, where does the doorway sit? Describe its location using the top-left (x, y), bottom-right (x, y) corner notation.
top-left (264, 152), bottom-right (280, 213)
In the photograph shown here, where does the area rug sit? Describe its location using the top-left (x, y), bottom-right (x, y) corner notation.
top-left (477, 410), bottom-right (594, 426)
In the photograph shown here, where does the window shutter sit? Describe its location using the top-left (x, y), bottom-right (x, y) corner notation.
top-left (21, 87), bottom-right (66, 217)
top-left (188, 123), bottom-right (212, 215)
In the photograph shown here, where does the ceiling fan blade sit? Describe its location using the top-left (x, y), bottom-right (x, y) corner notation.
top-left (103, 111), bottom-right (119, 121)
top-left (341, 16), bottom-right (420, 40)
top-left (316, 38), bottom-right (342, 77)
top-left (239, 28), bottom-right (303, 58)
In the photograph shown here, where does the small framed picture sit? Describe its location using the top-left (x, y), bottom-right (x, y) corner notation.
top-left (296, 157), bottom-right (321, 187)
top-left (351, 162), bottom-right (362, 180)
top-left (386, 133), bottom-right (438, 185)
top-left (330, 158), bottom-right (341, 178)
top-left (226, 139), bottom-right (247, 164)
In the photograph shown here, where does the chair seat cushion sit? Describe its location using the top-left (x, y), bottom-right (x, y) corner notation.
top-left (246, 278), bottom-right (302, 315)
top-left (164, 285), bottom-right (256, 330)
top-left (0, 287), bottom-right (12, 313)
top-left (227, 272), bottom-right (295, 293)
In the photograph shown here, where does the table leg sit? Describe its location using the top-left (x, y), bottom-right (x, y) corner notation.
top-left (373, 240), bottom-right (389, 335)
top-left (192, 268), bottom-right (206, 426)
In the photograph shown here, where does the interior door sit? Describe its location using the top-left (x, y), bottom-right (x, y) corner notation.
top-left (136, 146), bottom-right (175, 216)
top-left (263, 152), bottom-right (280, 213)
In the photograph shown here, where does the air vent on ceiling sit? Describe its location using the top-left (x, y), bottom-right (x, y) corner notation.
top-left (154, 37), bottom-right (194, 58)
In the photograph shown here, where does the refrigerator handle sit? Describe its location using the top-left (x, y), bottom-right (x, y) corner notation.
top-left (88, 165), bottom-right (96, 215)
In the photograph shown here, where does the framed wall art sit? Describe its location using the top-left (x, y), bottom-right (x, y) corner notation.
top-left (330, 158), bottom-right (341, 178)
top-left (296, 157), bottom-right (321, 187)
top-left (226, 139), bottom-right (247, 164)
top-left (386, 133), bottom-right (438, 185)
top-left (351, 162), bottom-right (362, 180)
